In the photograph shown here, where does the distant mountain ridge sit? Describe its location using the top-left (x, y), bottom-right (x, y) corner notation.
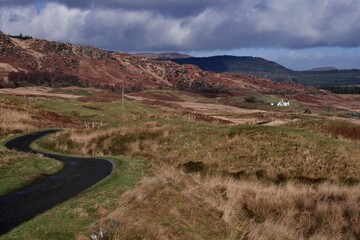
top-left (171, 55), bottom-right (293, 74)
top-left (159, 54), bottom-right (360, 87)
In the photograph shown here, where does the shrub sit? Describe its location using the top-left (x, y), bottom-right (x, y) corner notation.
top-left (244, 96), bottom-right (256, 103)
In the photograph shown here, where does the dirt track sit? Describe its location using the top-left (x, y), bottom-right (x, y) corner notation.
top-left (0, 130), bottom-right (113, 235)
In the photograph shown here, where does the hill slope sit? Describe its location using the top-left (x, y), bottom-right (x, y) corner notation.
top-left (0, 32), bottom-right (224, 90)
top-left (0, 31), bottom-right (314, 94)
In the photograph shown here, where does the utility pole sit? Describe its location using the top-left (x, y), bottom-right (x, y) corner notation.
top-left (122, 81), bottom-right (125, 118)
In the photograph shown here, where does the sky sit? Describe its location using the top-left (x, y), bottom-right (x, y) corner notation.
top-left (0, 0), bottom-right (359, 70)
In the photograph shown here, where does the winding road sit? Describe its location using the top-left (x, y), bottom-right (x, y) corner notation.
top-left (0, 130), bottom-right (113, 235)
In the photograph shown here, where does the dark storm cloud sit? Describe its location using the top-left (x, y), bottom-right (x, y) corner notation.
top-left (0, 0), bottom-right (233, 17)
top-left (0, 0), bottom-right (360, 52)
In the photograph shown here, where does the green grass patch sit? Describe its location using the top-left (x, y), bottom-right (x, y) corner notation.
top-left (0, 149), bottom-right (62, 196)
top-left (32, 96), bottom-right (167, 126)
top-left (256, 95), bottom-right (280, 104)
top-left (48, 88), bottom-right (93, 96)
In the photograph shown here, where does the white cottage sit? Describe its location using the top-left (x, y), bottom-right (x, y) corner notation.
top-left (277, 99), bottom-right (290, 107)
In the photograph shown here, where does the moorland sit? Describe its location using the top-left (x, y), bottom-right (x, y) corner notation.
top-left (1, 32), bottom-right (360, 239)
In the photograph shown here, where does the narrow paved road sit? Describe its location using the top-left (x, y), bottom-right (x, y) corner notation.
top-left (0, 130), bottom-right (113, 235)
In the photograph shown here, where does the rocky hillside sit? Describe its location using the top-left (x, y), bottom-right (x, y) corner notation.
top-left (0, 31), bottom-right (313, 94)
top-left (0, 32), bottom-right (229, 90)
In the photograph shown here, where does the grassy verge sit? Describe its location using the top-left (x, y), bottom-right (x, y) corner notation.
top-left (0, 133), bottom-right (63, 196)
top-left (1, 152), bottom-right (148, 240)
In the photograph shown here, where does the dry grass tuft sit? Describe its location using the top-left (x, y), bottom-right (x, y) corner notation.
top-left (72, 208), bottom-right (89, 219)
top-left (0, 108), bottom-right (35, 135)
top-left (93, 167), bottom-right (228, 240)
top-left (0, 148), bottom-right (27, 168)
top-left (0, 95), bottom-right (76, 136)
top-left (45, 122), bottom-right (175, 157)
top-left (193, 174), bottom-right (360, 239)
top-left (0, 97), bottom-right (36, 136)
top-left (89, 167), bottom-right (360, 240)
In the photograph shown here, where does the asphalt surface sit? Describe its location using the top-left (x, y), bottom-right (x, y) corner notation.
top-left (0, 129), bottom-right (113, 235)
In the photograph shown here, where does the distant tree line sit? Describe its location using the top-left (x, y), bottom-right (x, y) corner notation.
top-left (2, 71), bottom-right (87, 88)
top-left (321, 86), bottom-right (360, 94)
top-left (7, 33), bottom-right (33, 40)
top-left (0, 71), bottom-right (147, 93)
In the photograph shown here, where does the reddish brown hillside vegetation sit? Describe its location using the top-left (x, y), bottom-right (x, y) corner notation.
top-left (0, 31), bottom-right (318, 96)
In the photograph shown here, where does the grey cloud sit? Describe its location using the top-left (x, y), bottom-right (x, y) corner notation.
top-left (0, 0), bottom-right (360, 52)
